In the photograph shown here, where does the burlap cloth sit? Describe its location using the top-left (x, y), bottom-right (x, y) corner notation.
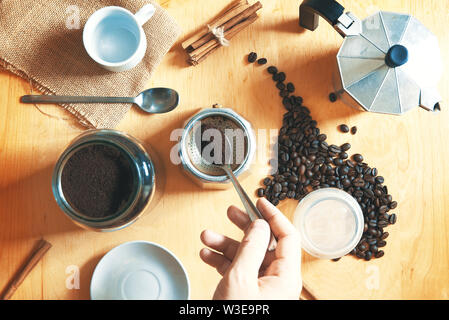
top-left (0, 0), bottom-right (181, 128)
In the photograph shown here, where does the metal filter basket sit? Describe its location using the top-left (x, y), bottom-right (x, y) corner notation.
top-left (179, 107), bottom-right (256, 189)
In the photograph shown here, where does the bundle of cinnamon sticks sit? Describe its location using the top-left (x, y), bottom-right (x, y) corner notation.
top-left (182, 0), bottom-right (263, 65)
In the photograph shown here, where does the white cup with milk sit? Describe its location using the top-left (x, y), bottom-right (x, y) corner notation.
top-left (293, 188), bottom-right (364, 260)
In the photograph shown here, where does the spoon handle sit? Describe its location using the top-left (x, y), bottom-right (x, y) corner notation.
top-left (21, 95), bottom-right (136, 104)
top-left (222, 165), bottom-right (278, 251)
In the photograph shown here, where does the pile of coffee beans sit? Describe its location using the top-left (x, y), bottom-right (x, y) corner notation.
top-left (248, 53), bottom-right (397, 260)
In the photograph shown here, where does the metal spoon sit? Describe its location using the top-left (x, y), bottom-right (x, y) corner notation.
top-left (213, 136), bottom-right (277, 251)
top-left (20, 88), bottom-right (179, 114)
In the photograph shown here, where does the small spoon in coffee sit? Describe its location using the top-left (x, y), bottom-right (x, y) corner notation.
top-left (20, 88), bottom-right (179, 114)
top-left (212, 136), bottom-right (277, 251)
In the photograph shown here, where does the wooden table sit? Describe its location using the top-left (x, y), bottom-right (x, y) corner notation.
top-left (1, 0), bottom-right (448, 300)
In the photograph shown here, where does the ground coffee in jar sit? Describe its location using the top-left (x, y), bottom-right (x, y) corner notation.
top-left (61, 143), bottom-right (136, 219)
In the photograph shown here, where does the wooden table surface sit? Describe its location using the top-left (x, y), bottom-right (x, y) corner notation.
top-left (1, 0), bottom-right (449, 300)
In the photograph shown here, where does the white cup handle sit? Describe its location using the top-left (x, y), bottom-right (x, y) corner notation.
top-left (134, 4), bottom-right (156, 26)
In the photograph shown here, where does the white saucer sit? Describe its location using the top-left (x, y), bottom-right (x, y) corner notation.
top-left (90, 241), bottom-right (190, 300)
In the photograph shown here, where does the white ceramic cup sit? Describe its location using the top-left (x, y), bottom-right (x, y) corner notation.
top-left (83, 5), bottom-right (156, 72)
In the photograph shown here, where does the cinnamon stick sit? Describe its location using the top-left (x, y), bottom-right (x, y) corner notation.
top-left (181, 0), bottom-right (249, 50)
top-left (189, 13), bottom-right (259, 65)
top-left (188, 1), bottom-right (262, 52)
top-left (0, 239), bottom-right (52, 300)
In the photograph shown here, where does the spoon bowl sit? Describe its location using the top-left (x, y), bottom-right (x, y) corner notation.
top-left (137, 88), bottom-right (179, 113)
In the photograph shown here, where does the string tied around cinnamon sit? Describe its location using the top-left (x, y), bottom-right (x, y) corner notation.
top-left (207, 25), bottom-right (230, 47)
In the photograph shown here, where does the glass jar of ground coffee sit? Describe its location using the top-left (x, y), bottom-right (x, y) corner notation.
top-left (52, 129), bottom-right (162, 231)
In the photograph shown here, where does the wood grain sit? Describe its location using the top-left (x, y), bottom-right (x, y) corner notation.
top-left (1, 0), bottom-right (449, 299)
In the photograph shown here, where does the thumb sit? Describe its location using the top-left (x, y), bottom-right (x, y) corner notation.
top-left (230, 219), bottom-right (270, 277)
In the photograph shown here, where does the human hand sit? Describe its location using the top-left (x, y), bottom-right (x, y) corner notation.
top-left (200, 197), bottom-right (302, 300)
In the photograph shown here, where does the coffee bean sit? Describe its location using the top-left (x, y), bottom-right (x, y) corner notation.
top-left (276, 82), bottom-right (286, 90)
top-left (248, 52), bottom-right (257, 63)
top-left (376, 176), bottom-right (385, 184)
top-left (363, 189), bottom-right (374, 198)
top-left (273, 183), bottom-right (282, 193)
top-left (346, 159), bottom-right (355, 168)
top-left (317, 134), bottom-right (327, 142)
top-left (377, 212), bottom-right (388, 221)
top-left (263, 177), bottom-right (272, 186)
top-left (294, 157), bottom-right (301, 167)
top-left (352, 154), bottom-right (364, 163)
top-left (280, 90), bottom-right (289, 98)
top-left (379, 205), bottom-right (389, 214)
top-left (333, 158), bottom-right (344, 166)
top-left (277, 72), bottom-right (286, 82)
top-left (374, 250), bottom-right (384, 258)
top-left (267, 66), bottom-right (278, 74)
top-left (271, 198), bottom-right (280, 206)
top-left (364, 251), bottom-right (372, 261)
top-left (377, 240), bottom-right (387, 247)
top-left (299, 164), bottom-right (306, 176)
top-left (339, 124), bottom-right (349, 133)
top-left (389, 201), bottom-right (398, 209)
top-left (378, 220), bottom-right (389, 228)
top-left (329, 92), bottom-right (337, 102)
top-left (342, 178), bottom-right (351, 187)
top-left (353, 178), bottom-right (365, 187)
top-left (257, 58), bottom-right (267, 65)
top-left (358, 243), bottom-right (368, 252)
top-left (329, 145), bottom-right (341, 153)
top-left (257, 188), bottom-right (265, 197)
top-left (341, 143), bottom-right (351, 151)
top-left (286, 83), bottom-right (295, 93)
top-left (389, 213), bottom-right (397, 224)
top-left (351, 126), bottom-right (357, 134)
top-left (339, 152), bottom-right (348, 160)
